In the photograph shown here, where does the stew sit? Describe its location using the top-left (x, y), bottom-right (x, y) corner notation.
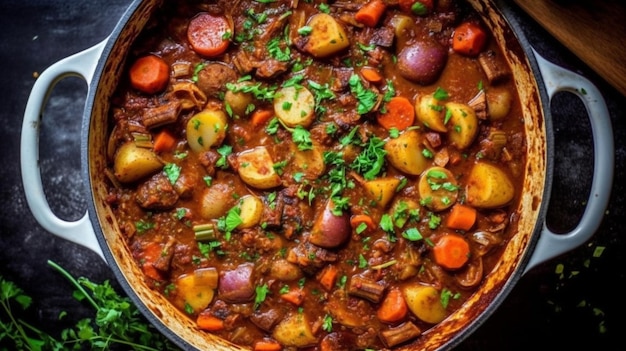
top-left (105, 0), bottom-right (526, 349)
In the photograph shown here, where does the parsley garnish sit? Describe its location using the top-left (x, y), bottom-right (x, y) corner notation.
top-left (351, 136), bottom-right (387, 180)
top-left (349, 74), bottom-right (378, 114)
top-left (163, 163), bottom-right (181, 184)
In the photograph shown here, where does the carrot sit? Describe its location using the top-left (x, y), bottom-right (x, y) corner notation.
top-left (452, 22), bottom-right (487, 57)
top-left (317, 265), bottom-right (338, 291)
top-left (377, 96), bottom-right (415, 130)
top-left (251, 109), bottom-right (274, 127)
top-left (446, 204), bottom-right (477, 231)
top-left (254, 340), bottom-right (283, 351)
top-left (153, 129), bottom-right (176, 152)
top-left (432, 234), bottom-right (471, 270)
top-left (280, 288), bottom-right (305, 306)
top-left (187, 12), bottom-right (231, 57)
top-left (398, 0), bottom-right (434, 15)
top-left (129, 55), bottom-right (169, 94)
top-left (138, 242), bottom-right (164, 281)
top-left (354, 0), bottom-right (387, 27)
top-left (360, 66), bottom-right (383, 84)
top-left (196, 313), bottom-right (225, 331)
top-left (350, 214), bottom-right (376, 233)
top-left (376, 287), bottom-right (408, 323)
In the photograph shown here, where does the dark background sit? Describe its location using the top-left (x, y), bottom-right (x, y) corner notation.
top-left (1, 1), bottom-right (624, 350)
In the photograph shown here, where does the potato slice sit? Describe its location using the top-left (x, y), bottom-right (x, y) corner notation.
top-left (385, 129), bottom-right (431, 176)
top-left (114, 142), bottom-right (163, 183)
top-left (403, 284), bottom-right (447, 324)
top-left (418, 166), bottom-right (458, 212)
top-left (364, 177), bottom-right (401, 208)
top-left (445, 102), bottom-right (478, 150)
top-left (236, 146), bottom-right (282, 189)
top-left (186, 109), bottom-right (228, 152)
top-left (288, 142), bottom-right (326, 180)
top-left (173, 268), bottom-right (218, 314)
top-left (272, 312), bottom-right (318, 347)
top-left (273, 86), bottom-right (315, 128)
top-left (302, 13), bottom-right (350, 58)
top-left (237, 194), bottom-right (264, 229)
top-left (466, 162), bottom-right (515, 208)
top-left (415, 93), bottom-right (446, 132)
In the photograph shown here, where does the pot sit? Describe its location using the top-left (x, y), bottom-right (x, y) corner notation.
top-left (20, 0), bottom-right (614, 349)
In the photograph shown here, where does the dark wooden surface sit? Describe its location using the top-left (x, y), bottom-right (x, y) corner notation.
top-left (1, 1), bottom-right (624, 350)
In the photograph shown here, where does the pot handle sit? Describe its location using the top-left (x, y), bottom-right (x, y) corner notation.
top-left (21, 40), bottom-right (109, 262)
top-left (523, 50), bottom-right (614, 274)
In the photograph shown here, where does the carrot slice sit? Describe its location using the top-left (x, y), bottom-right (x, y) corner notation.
top-left (280, 288), bottom-right (305, 306)
top-left (377, 96), bottom-right (415, 130)
top-left (197, 313), bottom-right (225, 331)
top-left (432, 234), bottom-right (471, 270)
top-left (350, 214), bottom-right (376, 233)
top-left (360, 66), bottom-right (383, 84)
top-left (129, 55), bottom-right (169, 94)
top-left (153, 129), bottom-right (176, 153)
top-left (251, 109), bottom-right (274, 127)
top-left (354, 0), bottom-right (387, 27)
top-left (446, 204), bottom-right (477, 231)
top-left (376, 287), bottom-right (408, 323)
top-left (187, 12), bottom-right (231, 57)
top-left (452, 22), bottom-right (487, 57)
top-left (254, 340), bottom-right (283, 351)
top-left (317, 265), bottom-right (338, 291)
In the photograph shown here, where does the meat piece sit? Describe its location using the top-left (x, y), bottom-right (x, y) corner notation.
top-left (330, 67), bottom-right (354, 92)
top-left (255, 58), bottom-right (289, 79)
top-left (287, 241), bottom-right (338, 274)
top-left (424, 132), bottom-right (442, 149)
top-left (232, 50), bottom-right (257, 74)
top-left (135, 173), bottom-right (179, 210)
top-left (152, 237), bottom-right (176, 273)
top-left (478, 50), bottom-right (510, 85)
top-left (142, 101), bottom-right (182, 129)
top-left (196, 62), bottom-right (237, 97)
top-left (250, 308), bottom-right (284, 331)
top-left (198, 150), bottom-right (220, 176)
top-left (309, 122), bottom-right (336, 146)
top-left (173, 169), bottom-right (198, 199)
top-left (260, 192), bottom-right (284, 229)
top-left (370, 26), bottom-right (395, 48)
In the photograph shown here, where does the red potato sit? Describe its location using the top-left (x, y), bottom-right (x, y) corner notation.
top-left (397, 40), bottom-right (448, 85)
top-left (218, 263), bottom-right (256, 303)
top-left (309, 200), bottom-right (351, 249)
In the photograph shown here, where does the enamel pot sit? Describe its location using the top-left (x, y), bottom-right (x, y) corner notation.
top-left (20, 0), bottom-right (614, 349)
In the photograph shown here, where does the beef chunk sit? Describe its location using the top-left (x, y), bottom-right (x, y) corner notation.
top-left (135, 173), bottom-right (179, 210)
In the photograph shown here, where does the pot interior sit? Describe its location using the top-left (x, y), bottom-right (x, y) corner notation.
top-left (84, 0), bottom-right (548, 349)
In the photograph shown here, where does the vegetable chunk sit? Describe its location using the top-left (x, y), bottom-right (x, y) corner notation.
top-left (466, 162), bottom-right (515, 208)
top-left (403, 284), bottom-right (447, 324)
top-left (302, 13), bottom-right (350, 58)
top-left (237, 146), bottom-right (282, 189)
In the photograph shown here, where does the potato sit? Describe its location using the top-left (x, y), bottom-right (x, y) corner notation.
top-left (288, 142), bottom-right (326, 180)
top-left (486, 88), bottom-right (512, 120)
top-left (236, 146), bottom-right (282, 189)
top-left (397, 40), bottom-right (448, 85)
top-left (200, 183), bottom-right (236, 220)
top-left (415, 93), bottom-right (447, 132)
top-left (302, 13), bottom-right (350, 58)
top-left (403, 284), bottom-right (447, 324)
top-left (269, 259), bottom-right (303, 281)
top-left (389, 198), bottom-right (421, 229)
top-left (466, 162), bottom-right (515, 208)
top-left (224, 82), bottom-right (254, 117)
top-left (364, 177), bottom-right (401, 208)
top-left (236, 194), bottom-right (263, 229)
top-left (272, 312), bottom-right (318, 347)
top-left (418, 166), bottom-right (458, 211)
top-left (173, 267), bottom-right (218, 314)
top-left (309, 200), bottom-right (351, 248)
top-left (385, 129), bottom-right (431, 176)
top-left (445, 102), bottom-right (478, 150)
top-left (273, 86), bottom-right (315, 128)
top-left (186, 108), bottom-right (228, 152)
top-left (114, 142), bottom-right (163, 183)
top-left (389, 14), bottom-right (415, 49)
